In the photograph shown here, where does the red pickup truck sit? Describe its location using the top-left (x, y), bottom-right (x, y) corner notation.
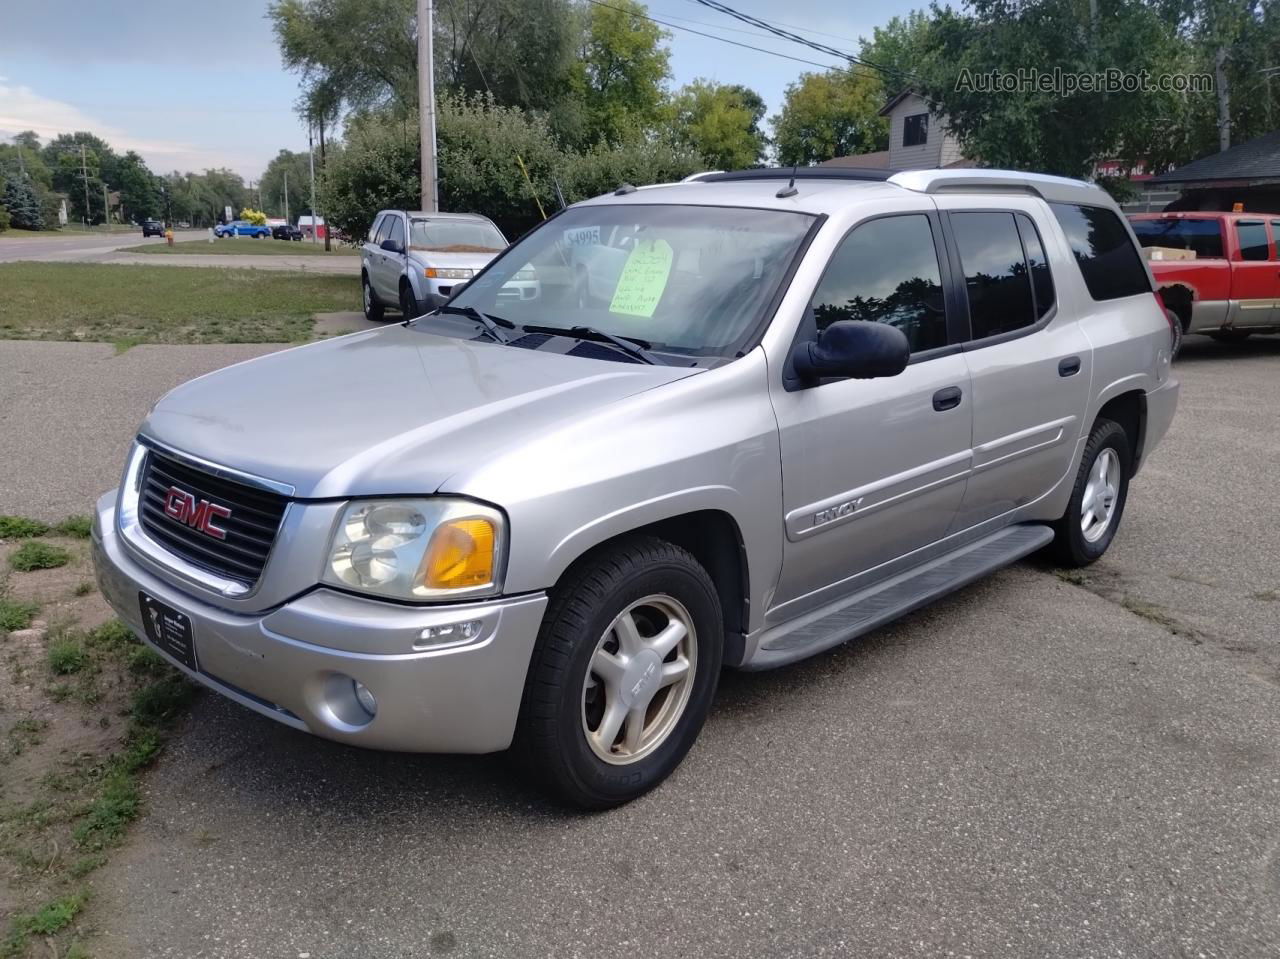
top-left (1129, 211), bottom-right (1280, 352)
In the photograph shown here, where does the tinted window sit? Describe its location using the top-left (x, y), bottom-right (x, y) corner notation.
top-left (1050, 203), bottom-right (1151, 300)
top-left (1236, 221), bottom-right (1269, 261)
top-left (810, 215), bottom-right (947, 354)
top-left (951, 212), bottom-right (1036, 339)
top-left (1016, 214), bottom-right (1055, 320)
top-left (903, 114), bottom-right (928, 147)
top-left (1130, 217), bottom-right (1224, 258)
top-left (386, 216), bottom-right (405, 248)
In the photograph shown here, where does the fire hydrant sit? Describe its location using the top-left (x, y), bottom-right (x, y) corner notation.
top-left (165, 228), bottom-right (174, 247)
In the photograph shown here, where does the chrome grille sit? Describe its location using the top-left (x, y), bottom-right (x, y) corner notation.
top-left (138, 450), bottom-right (288, 586)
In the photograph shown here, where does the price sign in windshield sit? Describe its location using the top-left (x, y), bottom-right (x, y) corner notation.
top-left (564, 225), bottom-right (601, 248)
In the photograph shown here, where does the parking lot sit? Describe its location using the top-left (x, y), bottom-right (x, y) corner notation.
top-left (2, 335), bottom-right (1277, 957)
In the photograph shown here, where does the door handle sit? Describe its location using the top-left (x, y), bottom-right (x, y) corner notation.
top-left (1058, 356), bottom-right (1082, 377)
top-left (932, 386), bottom-right (963, 411)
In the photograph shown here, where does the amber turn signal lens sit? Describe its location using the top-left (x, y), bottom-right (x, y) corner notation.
top-left (420, 518), bottom-right (495, 589)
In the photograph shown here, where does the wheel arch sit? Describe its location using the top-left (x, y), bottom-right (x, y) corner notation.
top-left (1157, 282), bottom-right (1194, 332)
top-left (546, 507), bottom-right (751, 667)
top-left (1096, 389), bottom-right (1147, 473)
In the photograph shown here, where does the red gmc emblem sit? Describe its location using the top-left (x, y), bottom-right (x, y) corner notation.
top-left (163, 486), bottom-right (231, 540)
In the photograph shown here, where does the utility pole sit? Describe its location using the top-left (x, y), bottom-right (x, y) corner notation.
top-left (102, 182), bottom-right (110, 227)
top-left (1215, 46), bottom-right (1231, 151)
top-left (308, 126), bottom-right (317, 245)
top-left (417, 0), bottom-right (438, 211)
top-left (80, 144), bottom-right (91, 230)
top-left (284, 170), bottom-right (289, 224)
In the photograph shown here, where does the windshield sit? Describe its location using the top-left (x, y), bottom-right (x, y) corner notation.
top-left (410, 218), bottom-right (506, 252)
top-left (1130, 217), bottom-right (1224, 258)
top-left (447, 204), bottom-right (814, 358)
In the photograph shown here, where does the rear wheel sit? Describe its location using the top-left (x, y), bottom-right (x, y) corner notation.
top-left (515, 536), bottom-right (723, 808)
top-left (1165, 309), bottom-right (1184, 360)
top-left (362, 275), bottom-right (385, 322)
top-left (1051, 418), bottom-right (1131, 567)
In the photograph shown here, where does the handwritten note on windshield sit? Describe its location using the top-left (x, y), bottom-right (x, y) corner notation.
top-left (609, 239), bottom-right (673, 318)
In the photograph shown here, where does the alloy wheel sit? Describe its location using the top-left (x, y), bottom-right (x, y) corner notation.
top-left (1080, 447), bottom-right (1120, 543)
top-left (581, 594), bottom-right (697, 765)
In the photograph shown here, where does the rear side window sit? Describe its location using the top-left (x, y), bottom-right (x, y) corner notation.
top-left (372, 215), bottom-right (390, 244)
top-left (1050, 203), bottom-right (1151, 300)
top-left (810, 214), bottom-right (948, 354)
top-left (950, 212), bottom-right (1036, 339)
top-left (1236, 221), bottom-right (1269, 261)
top-left (386, 216), bottom-right (405, 248)
top-left (1130, 217), bottom-right (1224, 258)
top-left (1016, 214), bottom-right (1055, 320)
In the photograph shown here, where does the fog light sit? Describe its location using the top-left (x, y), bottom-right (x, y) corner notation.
top-left (414, 619), bottom-right (482, 650)
top-left (352, 679), bottom-right (377, 718)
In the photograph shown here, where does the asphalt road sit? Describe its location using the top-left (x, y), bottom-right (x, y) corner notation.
top-left (0, 230), bottom-right (203, 262)
top-left (2, 336), bottom-right (1278, 957)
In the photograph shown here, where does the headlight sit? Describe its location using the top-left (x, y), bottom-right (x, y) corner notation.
top-left (323, 498), bottom-right (505, 601)
top-left (425, 267), bottom-right (474, 279)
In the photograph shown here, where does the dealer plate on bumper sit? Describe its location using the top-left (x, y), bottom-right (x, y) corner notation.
top-left (139, 592), bottom-right (198, 672)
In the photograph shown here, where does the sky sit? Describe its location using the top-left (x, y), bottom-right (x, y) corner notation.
top-left (0, 0), bottom-right (909, 181)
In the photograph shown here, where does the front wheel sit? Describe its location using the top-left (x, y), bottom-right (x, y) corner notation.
top-left (515, 536), bottom-right (723, 808)
top-left (1051, 418), bottom-right (1131, 567)
top-left (399, 282), bottom-right (419, 319)
top-left (362, 275), bottom-right (385, 322)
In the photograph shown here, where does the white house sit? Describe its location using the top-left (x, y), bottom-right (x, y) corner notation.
top-left (879, 90), bottom-right (967, 170)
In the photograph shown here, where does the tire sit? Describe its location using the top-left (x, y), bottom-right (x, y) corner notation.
top-left (399, 281), bottom-right (419, 319)
top-left (1051, 418), bottom-right (1132, 567)
top-left (1165, 309), bottom-right (1183, 360)
top-left (362, 275), bottom-right (385, 322)
top-left (515, 535), bottom-right (723, 809)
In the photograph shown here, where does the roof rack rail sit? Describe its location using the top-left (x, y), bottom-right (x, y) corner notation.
top-left (887, 169), bottom-right (1107, 204)
top-left (700, 168), bottom-right (895, 184)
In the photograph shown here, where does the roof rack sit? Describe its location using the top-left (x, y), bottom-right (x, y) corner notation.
top-left (700, 168), bottom-right (895, 184)
top-left (887, 169), bottom-right (1106, 204)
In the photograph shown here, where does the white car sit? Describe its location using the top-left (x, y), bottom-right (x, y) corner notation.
top-left (361, 210), bottom-right (538, 319)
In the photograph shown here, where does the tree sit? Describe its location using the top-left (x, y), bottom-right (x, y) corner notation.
top-left (259, 149), bottom-right (313, 220)
top-left (43, 132), bottom-right (115, 224)
top-left (115, 151), bottom-right (161, 222)
top-left (919, 0), bottom-right (1188, 177)
top-left (771, 69), bottom-right (889, 166)
top-left (575, 0), bottom-right (671, 144)
top-left (666, 80), bottom-right (767, 170)
top-left (3, 177), bottom-right (45, 230)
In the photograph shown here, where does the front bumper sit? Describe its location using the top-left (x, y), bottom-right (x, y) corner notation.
top-left (92, 491), bottom-right (547, 753)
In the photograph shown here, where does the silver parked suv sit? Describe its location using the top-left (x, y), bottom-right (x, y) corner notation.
top-left (93, 168), bottom-right (1179, 807)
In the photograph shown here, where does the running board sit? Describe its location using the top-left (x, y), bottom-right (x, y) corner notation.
top-left (746, 523), bottom-right (1055, 670)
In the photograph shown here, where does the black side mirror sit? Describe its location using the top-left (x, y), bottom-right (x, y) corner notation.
top-left (792, 320), bottom-right (910, 382)
top-left (380, 238), bottom-right (404, 255)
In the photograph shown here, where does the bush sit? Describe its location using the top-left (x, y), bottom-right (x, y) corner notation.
top-left (10, 541), bottom-right (72, 571)
top-left (322, 95), bottom-right (704, 243)
top-left (240, 207), bottom-right (268, 226)
top-left (0, 598), bottom-right (39, 631)
top-left (0, 203), bottom-right (10, 233)
top-left (57, 515), bottom-right (93, 539)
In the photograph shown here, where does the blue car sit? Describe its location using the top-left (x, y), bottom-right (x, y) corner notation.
top-left (214, 220), bottom-right (270, 238)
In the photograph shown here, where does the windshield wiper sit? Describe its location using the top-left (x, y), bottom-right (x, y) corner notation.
top-left (523, 324), bottom-right (662, 365)
top-left (437, 304), bottom-right (514, 344)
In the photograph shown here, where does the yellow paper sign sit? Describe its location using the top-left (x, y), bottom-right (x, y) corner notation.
top-left (608, 239), bottom-right (673, 317)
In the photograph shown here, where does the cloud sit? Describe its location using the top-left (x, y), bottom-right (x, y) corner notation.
top-left (0, 82), bottom-right (262, 176)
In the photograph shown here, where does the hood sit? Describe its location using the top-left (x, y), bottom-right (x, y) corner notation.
top-left (406, 249), bottom-right (501, 271)
top-left (141, 325), bottom-right (698, 499)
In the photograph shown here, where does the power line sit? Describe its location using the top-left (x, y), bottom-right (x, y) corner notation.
top-left (676, 0), bottom-right (868, 46)
top-left (582, 0), bottom-right (844, 71)
top-left (689, 0), bottom-right (917, 81)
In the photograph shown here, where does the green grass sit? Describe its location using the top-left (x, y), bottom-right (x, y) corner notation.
top-left (9, 542), bottom-right (71, 572)
top-left (0, 516), bottom-right (50, 539)
top-left (47, 637), bottom-right (89, 675)
top-left (2, 891), bottom-right (88, 957)
top-left (0, 598), bottom-right (39, 632)
top-left (0, 262), bottom-right (360, 344)
top-left (120, 238), bottom-right (357, 256)
top-left (56, 516), bottom-right (92, 539)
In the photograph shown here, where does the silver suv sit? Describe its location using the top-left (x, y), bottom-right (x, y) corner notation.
top-left (361, 209), bottom-right (537, 318)
top-left (92, 168), bottom-right (1179, 807)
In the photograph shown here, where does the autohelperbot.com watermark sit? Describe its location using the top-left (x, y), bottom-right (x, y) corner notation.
top-left (956, 67), bottom-right (1213, 95)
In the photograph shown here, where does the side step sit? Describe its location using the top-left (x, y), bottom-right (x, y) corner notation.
top-left (746, 523), bottom-right (1055, 670)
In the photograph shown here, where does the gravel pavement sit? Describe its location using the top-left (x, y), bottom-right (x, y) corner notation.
top-left (1, 334), bottom-right (1278, 957)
